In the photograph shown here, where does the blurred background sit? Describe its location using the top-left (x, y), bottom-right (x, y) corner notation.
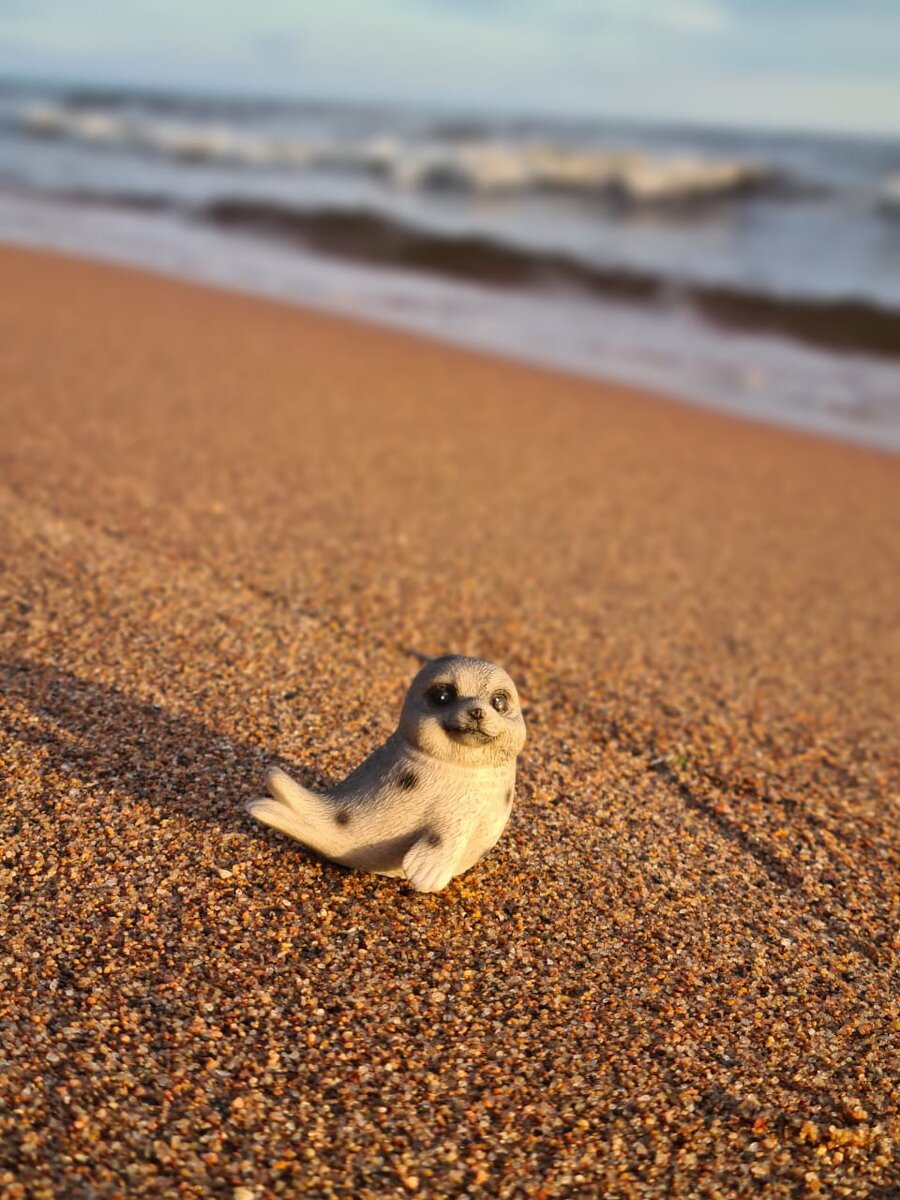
top-left (1, 0), bottom-right (899, 447)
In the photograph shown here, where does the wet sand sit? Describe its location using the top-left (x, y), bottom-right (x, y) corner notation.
top-left (1, 245), bottom-right (897, 1198)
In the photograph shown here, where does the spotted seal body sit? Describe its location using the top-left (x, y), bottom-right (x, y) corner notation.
top-left (247, 655), bottom-right (526, 892)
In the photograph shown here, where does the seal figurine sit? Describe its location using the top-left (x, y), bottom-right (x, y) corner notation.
top-left (247, 655), bottom-right (526, 892)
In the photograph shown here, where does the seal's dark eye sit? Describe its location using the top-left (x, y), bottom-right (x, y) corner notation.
top-left (491, 691), bottom-right (510, 713)
top-left (426, 683), bottom-right (456, 707)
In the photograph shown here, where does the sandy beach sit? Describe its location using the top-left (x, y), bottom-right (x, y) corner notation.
top-left (1, 244), bottom-right (898, 1197)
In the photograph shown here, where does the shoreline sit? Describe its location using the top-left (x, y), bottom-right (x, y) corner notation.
top-left (4, 234), bottom-right (900, 461)
top-left (2, 244), bottom-right (897, 1197)
top-left (5, 78), bottom-right (900, 454)
top-left (2, 205), bottom-right (899, 453)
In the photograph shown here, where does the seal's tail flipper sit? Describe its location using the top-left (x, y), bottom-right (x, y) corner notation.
top-left (265, 765), bottom-right (317, 814)
top-left (246, 767), bottom-right (343, 861)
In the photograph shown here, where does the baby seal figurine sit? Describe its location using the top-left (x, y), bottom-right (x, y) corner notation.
top-left (247, 655), bottom-right (526, 892)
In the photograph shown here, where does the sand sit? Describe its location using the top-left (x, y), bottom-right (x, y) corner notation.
top-left (1, 244), bottom-right (897, 1198)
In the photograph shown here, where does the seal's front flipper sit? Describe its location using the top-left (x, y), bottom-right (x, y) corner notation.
top-left (402, 833), bottom-right (459, 894)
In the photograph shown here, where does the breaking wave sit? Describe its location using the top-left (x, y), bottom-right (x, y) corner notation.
top-left (20, 100), bottom-right (792, 204)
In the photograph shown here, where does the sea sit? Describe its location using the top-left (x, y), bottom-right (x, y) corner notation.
top-left (2, 80), bottom-right (899, 449)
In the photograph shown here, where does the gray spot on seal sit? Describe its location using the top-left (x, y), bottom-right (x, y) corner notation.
top-left (398, 769), bottom-right (418, 791)
top-left (426, 831), bottom-right (442, 847)
top-left (335, 810), bottom-right (351, 826)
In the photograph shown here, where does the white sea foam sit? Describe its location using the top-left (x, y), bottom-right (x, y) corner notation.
top-left (392, 141), bottom-right (772, 200)
top-left (21, 102), bottom-right (773, 203)
top-left (25, 102), bottom-right (128, 143)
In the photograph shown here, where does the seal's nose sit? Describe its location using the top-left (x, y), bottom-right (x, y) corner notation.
top-left (468, 705), bottom-right (484, 721)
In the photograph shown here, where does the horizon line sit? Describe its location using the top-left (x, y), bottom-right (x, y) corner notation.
top-left (2, 70), bottom-right (899, 145)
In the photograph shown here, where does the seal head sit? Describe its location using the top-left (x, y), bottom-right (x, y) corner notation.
top-left (399, 654), bottom-right (526, 768)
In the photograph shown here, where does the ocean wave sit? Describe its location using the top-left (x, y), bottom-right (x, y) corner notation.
top-left (21, 103), bottom-right (315, 166)
top-left (201, 199), bottom-right (900, 359)
top-left (879, 174), bottom-right (900, 215)
top-left (21, 101), bottom-right (788, 204)
top-left (203, 199), bottom-right (660, 298)
top-left (390, 142), bottom-right (779, 202)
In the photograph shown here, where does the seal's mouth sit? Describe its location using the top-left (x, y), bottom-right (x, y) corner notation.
top-left (442, 723), bottom-right (495, 745)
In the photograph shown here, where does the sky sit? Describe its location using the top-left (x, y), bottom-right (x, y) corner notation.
top-left (1, 0), bottom-right (899, 136)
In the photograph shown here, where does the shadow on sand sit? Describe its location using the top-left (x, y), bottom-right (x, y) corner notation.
top-left (1, 656), bottom-right (314, 840)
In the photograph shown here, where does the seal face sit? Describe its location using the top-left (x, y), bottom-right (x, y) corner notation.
top-left (399, 655), bottom-right (526, 769)
top-left (247, 654), bottom-right (526, 893)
